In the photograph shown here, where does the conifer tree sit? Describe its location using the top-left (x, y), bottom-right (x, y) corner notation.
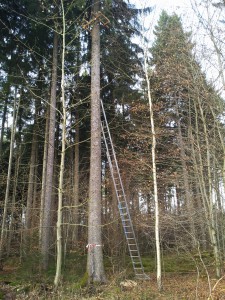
top-left (148, 11), bottom-right (223, 275)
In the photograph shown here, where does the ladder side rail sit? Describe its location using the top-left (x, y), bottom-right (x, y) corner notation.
top-left (101, 122), bottom-right (119, 199)
top-left (100, 100), bottom-right (129, 209)
top-left (101, 101), bottom-right (148, 279)
top-left (100, 101), bottom-right (142, 259)
top-left (101, 120), bottom-right (132, 220)
top-left (101, 122), bottom-right (129, 213)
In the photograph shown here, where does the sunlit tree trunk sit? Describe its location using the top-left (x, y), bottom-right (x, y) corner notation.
top-left (144, 52), bottom-right (162, 291)
top-left (54, 0), bottom-right (66, 286)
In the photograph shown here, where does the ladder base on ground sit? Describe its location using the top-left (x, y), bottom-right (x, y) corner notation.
top-left (101, 100), bottom-right (149, 280)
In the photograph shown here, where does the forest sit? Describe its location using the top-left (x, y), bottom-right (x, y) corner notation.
top-left (1, 0), bottom-right (225, 299)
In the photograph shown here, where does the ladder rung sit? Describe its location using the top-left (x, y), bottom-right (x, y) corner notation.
top-left (135, 270), bottom-right (144, 272)
top-left (101, 101), bottom-right (147, 280)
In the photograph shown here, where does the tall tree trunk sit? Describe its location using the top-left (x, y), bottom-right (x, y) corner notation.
top-left (54, 1), bottom-right (66, 286)
top-left (7, 144), bottom-right (21, 256)
top-left (31, 151), bottom-right (38, 228)
top-left (39, 107), bottom-right (49, 249)
top-left (196, 96), bottom-right (221, 277)
top-left (176, 111), bottom-right (196, 247)
top-left (41, 32), bottom-right (58, 270)
top-left (73, 111), bottom-right (80, 243)
top-left (25, 123), bottom-right (37, 241)
top-left (144, 52), bottom-right (162, 291)
top-left (0, 97), bottom-right (8, 160)
top-left (191, 99), bottom-right (221, 277)
top-left (87, 0), bottom-right (106, 283)
top-left (0, 88), bottom-right (20, 265)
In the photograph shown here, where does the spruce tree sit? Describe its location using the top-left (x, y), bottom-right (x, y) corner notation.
top-left (148, 11), bottom-right (223, 274)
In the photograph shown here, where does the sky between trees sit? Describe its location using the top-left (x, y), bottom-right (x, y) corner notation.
top-left (130, 0), bottom-right (225, 97)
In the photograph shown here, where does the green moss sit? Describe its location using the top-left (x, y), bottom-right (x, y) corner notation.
top-left (0, 290), bottom-right (4, 300)
top-left (77, 271), bottom-right (89, 288)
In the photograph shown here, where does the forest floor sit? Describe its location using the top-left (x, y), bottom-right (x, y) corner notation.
top-left (0, 252), bottom-right (225, 299)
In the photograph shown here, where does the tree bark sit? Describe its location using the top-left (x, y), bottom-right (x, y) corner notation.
top-left (87, 0), bottom-right (106, 283)
top-left (0, 97), bottom-right (8, 160)
top-left (73, 111), bottom-right (80, 243)
top-left (197, 96), bottom-right (221, 277)
top-left (41, 31), bottom-right (58, 270)
top-left (39, 107), bottom-right (49, 249)
top-left (7, 144), bottom-right (21, 256)
top-left (191, 99), bottom-right (221, 277)
top-left (25, 123), bottom-right (37, 238)
top-left (0, 88), bottom-right (20, 264)
top-left (176, 111), bottom-right (196, 247)
top-left (54, 0), bottom-right (66, 285)
top-left (144, 52), bottom-right (162, 291)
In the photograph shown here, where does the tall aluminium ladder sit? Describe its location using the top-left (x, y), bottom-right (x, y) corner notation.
top-left (101, 100), bottom-right (149, 280)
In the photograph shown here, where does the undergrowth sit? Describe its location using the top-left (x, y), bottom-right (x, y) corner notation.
top-left (0, 251), bottom-right (222, 299)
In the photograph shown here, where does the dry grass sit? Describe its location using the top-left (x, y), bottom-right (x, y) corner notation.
top-left (1, 253), bottom-right (225, 299)
top-left (1, 271), bottom-right (225, 299)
